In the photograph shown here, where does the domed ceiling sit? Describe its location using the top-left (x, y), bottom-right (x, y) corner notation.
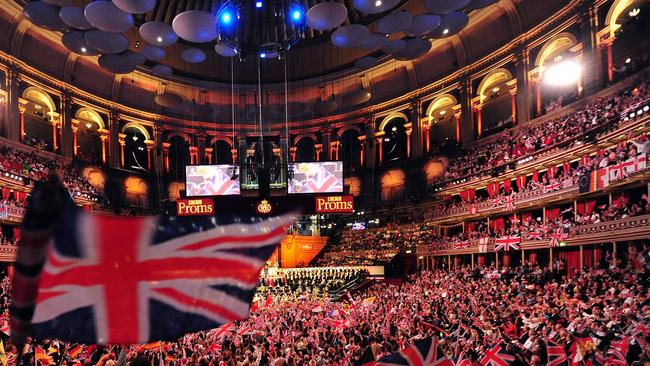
top-left (20, 0), bottom-right (498, 83)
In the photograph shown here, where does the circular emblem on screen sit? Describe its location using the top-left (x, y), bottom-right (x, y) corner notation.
top-left (257, 199), bottom-right (272, 214)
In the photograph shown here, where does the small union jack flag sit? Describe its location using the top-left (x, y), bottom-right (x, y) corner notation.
top-left (494, 235), bottom-right (520, 251)
top-left (526, 231), bottom-right (543, 240)
top-left (451, 352), bottom-right (472, 366)
top-left (479, 342), bottom-right (515, 366)
top-left (548, 227), bottom-right (567, 247)
top-left (374, 337), bottom-right (450, 366)
top-left (543, 182), bottom-right (561, 193)
top-left (546, 339), bottom-right (567, 366)
top-left (453, 241), bottom-right (470, 250)
top-left (11, 198), bottom-right (293, 344)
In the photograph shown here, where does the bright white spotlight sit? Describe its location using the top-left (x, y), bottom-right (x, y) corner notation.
top-left (544, 60), bottom-right (582, 86)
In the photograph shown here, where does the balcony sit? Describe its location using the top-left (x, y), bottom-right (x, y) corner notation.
top-left (417, 214), bottom-right (650, 257)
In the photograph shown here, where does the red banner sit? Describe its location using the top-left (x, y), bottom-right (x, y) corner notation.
top-left (315, 195), bottom-right (354, 213)
top-left (176, 198), bottom-right (215, 216)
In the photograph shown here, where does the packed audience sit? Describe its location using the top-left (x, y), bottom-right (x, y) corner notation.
top-left (434, 79), bottom-right (650, 187)
top-left (317, 223), bottom-right (437, 266)
top-left (258, 267), bottom-right (368, 298)
top-left (0, 242), bottom-right (647, 365)
top-left (0, 143), bottom-right (99, 197)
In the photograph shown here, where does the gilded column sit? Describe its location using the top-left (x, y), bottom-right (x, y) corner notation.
top-left (459, 77), bottom-right (473, 144)
top-left (6, 67), bottom-right (21, 142)
top-left (108, 110), bottom-right (120, 168)
top-left (60, 92), bottom-right (74, 157)
top-left (514, 47), bottom-right (531, 124)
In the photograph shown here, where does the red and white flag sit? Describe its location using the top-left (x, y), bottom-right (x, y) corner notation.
top-left (494, 235), bottom-right (520, 251)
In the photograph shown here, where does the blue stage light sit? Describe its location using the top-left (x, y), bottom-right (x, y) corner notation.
top-left (260, 52), bottom-right (266, 58)
top-left (255, 1), bottom-right (263, 8)
top-left (289, 4), bottom-right (304, 24)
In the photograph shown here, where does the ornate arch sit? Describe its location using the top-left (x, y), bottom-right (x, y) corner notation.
top-left (22, 86), bottom-right (56, 113)
top-left (426, 94), bottom-right (458, 118)
top-left (209, 135), bottom-right (233, 148)
top-left (336, 124), bottom-right (362, 138)
top-left (378, 112), bottom-right (409, 132)
top-left (476, 68), bottom-right (514, 101)
top-left (535, 32), bottom-right (579, 68)
top-left (121, 122), bottom-right (151, 140)
top-left (293, 133), bottom-right (318, 146)
top-left (165, 130), bottom-right (192, 144)
top-left (74, 107), bottom-right (105, 129)
top-left (605, 0), bottom-right (639, 37)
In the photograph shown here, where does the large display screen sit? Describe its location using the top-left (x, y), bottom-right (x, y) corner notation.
top-left (288, 161), bottom-right (343, 194)
top-left (185, 165), bottom-right (240, 196)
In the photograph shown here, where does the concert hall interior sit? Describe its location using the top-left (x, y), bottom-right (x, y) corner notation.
top-left (0, 0), bottom-right (649, 365)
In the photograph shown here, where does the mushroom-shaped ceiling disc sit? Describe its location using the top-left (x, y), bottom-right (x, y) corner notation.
top-left (306, 2), bottom-right (348, 31)
top-left (172, 10), bottom-right (218, 43)
top-left (84, 1), bottom-right (134, 33)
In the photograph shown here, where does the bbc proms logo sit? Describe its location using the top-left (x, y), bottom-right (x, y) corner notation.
top-left (176, 198), bottom-right (215, 216)
top-left (315, 195), bottom-right (354, 213)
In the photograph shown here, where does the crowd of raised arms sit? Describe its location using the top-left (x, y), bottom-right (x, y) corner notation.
top-left (0, 144), bottom-right (99, 198)
top-left (0, 242), bottom-right (648, 366)
top-left (434, 79), bottom-right (650, 187)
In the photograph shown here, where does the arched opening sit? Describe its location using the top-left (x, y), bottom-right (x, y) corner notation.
top-left (381, 116), bottom-right (407, 163)
top-left (168, 135), bottom-right (190, 179)
top-left (339, 129), bottom-right (361, 169)
top-left (21, 87), bottom-right (57, 152)
top-left (534, 33), bottom-right (580, 116)
top-left (608, 1), bottom-right (649, 81)
top-left (213, 140), bottom-right (233, 164)
top-left (74, 108), bottom-right (104, 164)
top-left (427, 94), bottom-right (458, 150)
top-left (476, 69), bottom-right (515, 137)
top-left (380, 169), bottom-right (406, 202)
top-left (296, 137), bottom-right (316, 162)
top-left (123, 126), bottom-right (149, 172)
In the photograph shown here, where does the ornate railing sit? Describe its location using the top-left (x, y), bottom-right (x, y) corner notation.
top-left (417, 214), bottom-right (650, 256)
top-left (0, 244), bottom-right (17, 262)
top-left (0, 203), bottom-right (26, 223)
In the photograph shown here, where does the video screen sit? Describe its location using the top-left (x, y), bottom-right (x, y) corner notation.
top-left (185, 165), bottom-right (240, 197)
top-left (288, 161), bottom-right (343, 194)
top-left (352, 222), bottom-right (366, 230)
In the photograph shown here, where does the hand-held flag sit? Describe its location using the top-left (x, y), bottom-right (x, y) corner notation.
top-left (11, 188), bottom-right (293, 345)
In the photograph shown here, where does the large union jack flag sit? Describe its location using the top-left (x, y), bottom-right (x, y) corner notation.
top-left (374, 337), bottom-right (450, 366)
top-left (494, 235), bottom-right (520, 251)
top-left (11, 202), bottom-right (292, 345)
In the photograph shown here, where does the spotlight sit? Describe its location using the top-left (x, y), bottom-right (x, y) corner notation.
top-left (375, 0), bottom-right (382, 6)
top-left (644, 106), bottom-right (649, 112)
top-left (544, 60), bottom-right (582, 86)
top-left (289, 4), bottom-right (305, 24)
top-left (625, 58), bottom-right (631, 64)
top-left (442, 28), bottom-right (449, 35)
top-left (156, 36), bottom-right (163, 43)
top-left (260, 52), bottom-right (266, 58)
top-left (132, 135), bottom-right (138, 141)
top-left (218, 5), bottom-right (236, 27)
top-left (80, 47), bottom-right (87, 53)
top-left (256, 1), bottom-right (263, 8)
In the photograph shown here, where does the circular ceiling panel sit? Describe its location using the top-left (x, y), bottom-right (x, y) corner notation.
top-left (377, 11), bottom-right (413, 35)
top-left (466, 0), bottom-right (497, 10)
top-left (139, 21), bottom-right (178, 46)
top-left (124, 51), bottom-right (145, 66)
top-left (98, 54), bottom-right (137, 74)
top-left (85, 30), bottom-right (129, 54)
top-left (112, 0), bottom-right (156, 14)
top-left (154, 93), bottom-right (183, 107)
top-left (343, 89), bottom-right (371, 105)
top-left (84, 1), bottom-right (134, 33)
top-left (359, 32), bottom-right (386, 51)
top-left (331, 24), bottom-right (369, 48)
top-left (59, 6), bottom-right (93, 30)
top-left (139, 45), bottom-right (165, 61)
top-left (352, 0), bottom-right (400, 14)
top-left (181, 48), bottom-right (206, 63)
top-left (405, 13), bottom-right (441, 36)
top-left (306, 2), bottom-right (348, 31)
top-left (43, 0), bottom-right (73, 6)
top-left (355, 56), bottom-right (377, 70)
top-left (214, 43), bottom-right (238, 57)
top-left (152, 64), bottom-right (173, 77)
top-left (172, 10), bottom-right (218, 43)
top-left (62, 31), bottom-right (100, 56)
top-left (429, 12), bottom-right (469, 38)
top-left (393, 38), bottom-right (432, 60)
top-left (424, 0), bottom-right (471, 14)
top-left (381, 38), bottom-right (405, 54)
top-left (24, 2), bottom-right (68, 31)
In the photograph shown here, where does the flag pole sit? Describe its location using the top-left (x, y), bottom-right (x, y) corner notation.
top-left (454, 316), bottom-right (462, 357)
